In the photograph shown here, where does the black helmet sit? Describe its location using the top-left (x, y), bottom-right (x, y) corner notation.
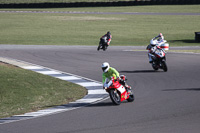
top-left (107, 31), bottom-right (111, 36)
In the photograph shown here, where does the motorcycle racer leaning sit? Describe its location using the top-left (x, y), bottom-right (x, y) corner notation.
top-left (101, 62), bottom-right (131, 92)
top-left (153, 33), bottom-right (164, 41)
top-left (100, 31), bottom-right (112, 47)
top-left (146, 33), bottom-right (164, 63)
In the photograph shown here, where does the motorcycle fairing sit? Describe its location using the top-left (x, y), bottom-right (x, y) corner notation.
top-left (155, 50), bottom-right (165, 58)
top-left (116, 85), bottom-right (128, 101)
top-left (117, 85), bottom-right (126, 94)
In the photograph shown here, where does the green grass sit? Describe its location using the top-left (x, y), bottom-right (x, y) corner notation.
top-left (0, 5), bottom-right (200, 46)
top-left (0, 63), bottom-right (87, 118)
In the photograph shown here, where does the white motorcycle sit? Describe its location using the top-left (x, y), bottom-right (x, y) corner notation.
top-left (150, 46), bottom-right (168, 72)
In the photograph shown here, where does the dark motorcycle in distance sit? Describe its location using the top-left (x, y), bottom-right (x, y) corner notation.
top-left (97, 36), bottom-right (108, 51)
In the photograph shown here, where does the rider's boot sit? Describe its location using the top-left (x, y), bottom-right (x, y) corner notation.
top-left (149, 56), bottom-right (153, 63)
top-left (125, 85), bottom-right (131, 93)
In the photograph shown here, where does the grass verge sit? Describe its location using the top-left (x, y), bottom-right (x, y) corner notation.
top-left (0, 5), bottom-right (200, 46)
top-left (0, 62), bottom-right (87, 118)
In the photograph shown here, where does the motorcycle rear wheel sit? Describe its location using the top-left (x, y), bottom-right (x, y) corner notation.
top-left (109, 89), bottom-right (121, 105)
top-left (152, 63), bottom-right (158, 71)
top-left (103, 45), bottom-right (107, 51)
top-left (97, 43), bottom-right (101, 51)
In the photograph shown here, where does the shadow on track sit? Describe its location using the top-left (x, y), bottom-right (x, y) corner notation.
top-left (88, 102), bottom-right (116, 107)
top-left (119, 70), bottom-right (162, 73)
top-left (163, 88), bottom-right (200, 91)
top-left (88, 101), bottom-right (133, 107)
top-left (44, 101), bottom-right (118, 109)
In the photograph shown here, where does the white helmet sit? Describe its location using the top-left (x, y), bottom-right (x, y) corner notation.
top-left (158, 33), bottom-right (164, 40)
top-left (150, 39), bottom-right (157, 46)
top-left (101, 62), bottom-right (110, 73)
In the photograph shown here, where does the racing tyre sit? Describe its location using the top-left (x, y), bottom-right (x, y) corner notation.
top-left (97, 46), bottom-right (100, 51)
top-left (127, 91), bottom-right (134, 102)
top-left (162, 61), bottom-right (168, 72)
top-left (109, 89), bottom-right (121, 105)
top-left (103, 46), bottom-right (107, 51)
top-left (152, 63), bottom-right (158, 71)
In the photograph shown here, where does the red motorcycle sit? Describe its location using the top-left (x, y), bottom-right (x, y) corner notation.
top-left (104, 76), bottom-right (134, 105)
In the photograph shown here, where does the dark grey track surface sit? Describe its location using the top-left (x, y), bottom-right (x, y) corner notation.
top-left (0, 45), bottom-right (200, 133)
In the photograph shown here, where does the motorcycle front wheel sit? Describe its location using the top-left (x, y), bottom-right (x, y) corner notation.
top-left (162, 61), bottom-right (168, 72)
top-left (127, 90), bottom-right (134, 102)
top-left (109, 89), bottom-right (121, 105)
top-left (97, 46), bottom-right (100, 51)
top-left (97, 43), bottom-right (101, 51)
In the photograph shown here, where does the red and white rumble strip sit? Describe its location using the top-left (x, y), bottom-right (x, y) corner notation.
top-left (0, 57), bottom-right (108, 124)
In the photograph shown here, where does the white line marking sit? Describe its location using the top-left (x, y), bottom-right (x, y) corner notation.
top-left (76, 82), bottom-right (102, 87)
top-left (88, 89), bottom-right (107, 94)
top-left (36, 71), bottom-right (61, 75)
top-left (56, 76), bottom-right (81, 80)
top-left (21, 66), bottom-right (44, 69)
top-left (72, 98), bottom-right (103, 103)
top-left (14, 109), bottom-right (66, 117)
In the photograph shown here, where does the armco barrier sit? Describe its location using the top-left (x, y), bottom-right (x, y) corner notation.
top-left (0, 0), bottom-right (199, 8)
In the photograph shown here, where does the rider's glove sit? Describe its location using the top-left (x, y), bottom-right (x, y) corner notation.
top-left (117, 77), bottom-right (123, 82)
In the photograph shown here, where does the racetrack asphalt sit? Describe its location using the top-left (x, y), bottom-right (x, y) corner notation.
top-left (0, 45), bottom-right (200, 133)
